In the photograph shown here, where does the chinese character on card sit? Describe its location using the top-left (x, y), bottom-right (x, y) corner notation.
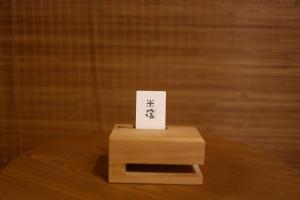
top-left (145, 99), bottom-right (155, 119)
top-left (135, 91), bottom-right (166, 130)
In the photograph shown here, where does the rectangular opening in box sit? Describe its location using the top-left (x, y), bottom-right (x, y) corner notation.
top-left (126, 164), bottom-right (196, 173)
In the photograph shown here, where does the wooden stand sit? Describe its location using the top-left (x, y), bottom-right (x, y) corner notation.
top-left (109, 124), bottom-right (205, 185)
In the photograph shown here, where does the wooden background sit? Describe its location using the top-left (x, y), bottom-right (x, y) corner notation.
top-left (0, 0), bottom-right (300, 174)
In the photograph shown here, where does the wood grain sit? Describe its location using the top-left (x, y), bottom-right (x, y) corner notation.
top-left (109, 124), bottom-right (205, 184)
top-left (0, 134), bottom-right (300, 199)
top-left (0, 0), bottom-right (300, 175)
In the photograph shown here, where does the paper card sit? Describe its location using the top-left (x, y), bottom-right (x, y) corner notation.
top-left (135, 90), bottom-right (166, 130)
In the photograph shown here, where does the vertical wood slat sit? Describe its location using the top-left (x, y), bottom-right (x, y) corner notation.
top-left (0, 0), bottom-right (17, 168)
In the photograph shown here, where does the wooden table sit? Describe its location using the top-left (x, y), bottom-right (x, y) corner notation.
top-left (0, 134), bottom-right (299, 200)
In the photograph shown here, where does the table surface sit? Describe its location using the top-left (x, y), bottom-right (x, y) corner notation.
top-left (0, 134), bottom-right (299, 200)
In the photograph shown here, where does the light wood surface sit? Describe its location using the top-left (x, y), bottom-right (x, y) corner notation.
top-left (1, 0), bottom-right (300, 175)
top-left (109, 124), bottom-right (205, 184)
top-left (0, 134), bottom-right (300, 199)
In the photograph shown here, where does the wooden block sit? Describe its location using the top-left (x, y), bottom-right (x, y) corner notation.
top-left (109, 124), bottom-right (205, 185)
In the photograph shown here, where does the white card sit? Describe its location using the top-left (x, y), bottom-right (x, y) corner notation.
top-left (135, 90), bottom-right (166, 130)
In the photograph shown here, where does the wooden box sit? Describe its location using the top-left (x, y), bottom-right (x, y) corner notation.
top-left (108, 124), bottom-right (205, 185)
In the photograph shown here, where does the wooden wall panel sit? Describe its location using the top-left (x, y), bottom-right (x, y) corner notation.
top-left (0, 0), bottom-right (300, 173)
top-left (0, 0), bottom-right (15, 168)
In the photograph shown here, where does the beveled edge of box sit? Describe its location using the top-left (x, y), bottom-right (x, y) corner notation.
top-left (109, 124), bottom-right (205, 143)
